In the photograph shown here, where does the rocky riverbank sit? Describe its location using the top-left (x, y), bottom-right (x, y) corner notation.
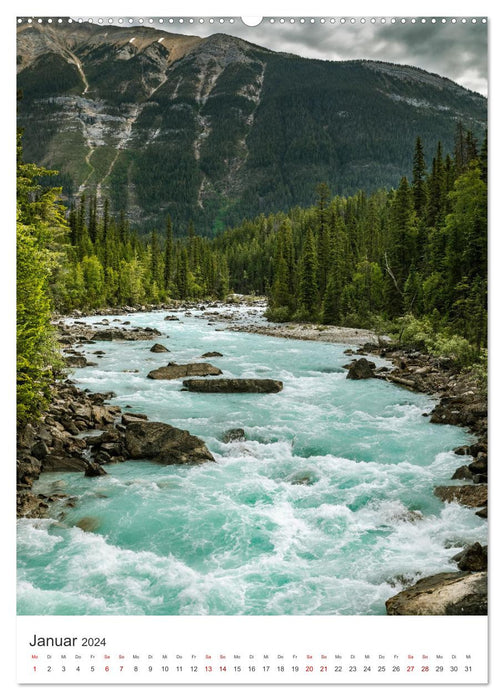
top-left (16, 319), bottom-right (217, 519)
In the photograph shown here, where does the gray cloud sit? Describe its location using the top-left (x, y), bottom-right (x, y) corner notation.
top-left (100, 16), bottom-right (488, 95)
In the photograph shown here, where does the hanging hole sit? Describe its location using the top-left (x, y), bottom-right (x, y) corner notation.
top-left (241, 16), bottom-right (263, 27)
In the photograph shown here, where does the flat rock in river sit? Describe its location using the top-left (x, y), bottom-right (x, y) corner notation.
top-left (124, 421), bottom-right (214, 464)
top-left (92, 327), bottom-right (162, 341)
top-left (147, 362), bottom-right (222, 380)
top-left (385, 571), bottom-right (487, 615)
top-left (182, 378), bottom-right (283, 393)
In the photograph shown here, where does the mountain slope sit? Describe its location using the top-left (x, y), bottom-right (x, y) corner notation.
top-left (17, 22), bottom-right (487, 234)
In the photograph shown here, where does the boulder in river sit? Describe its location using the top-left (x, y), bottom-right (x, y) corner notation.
top-left (75, 517), bottom-right (100, 532)
top-left (452, 542), bottom-right (487, 572)
top-left (346, 358), bottom-right (376, 380)
top-left (150, 343), bottom-right (170, 353)
top-left (65, 354), bottom-right (88, 368)
top-left (201, 351), bottom-right (224, 358)
top-left (451, 465), bottom-right (475, 481)
top-left (288, 470), bottom-right (319, 486)
top-left (147, 362), bottom-right (222, 380)
top-left (182, 378), bottom-right (283, 393)
top-left (92, 327), bottom-right (162, 341)
top-left (222, 428), bottom-right (246, 443)
top-left (385, 571), bottom-right (487, 615)
top-left (84, 463), bottom-right (108, 477)
top-left (124, 420), bottom-right (214, 465)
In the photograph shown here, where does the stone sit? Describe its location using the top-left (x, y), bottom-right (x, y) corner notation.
top-left (65, 354), bottom-right (88, 368)
top-left (201, 351), bottom-right (224, 358)
top-left (84, 463), bottom-right (108, 477)
top-left (59, 418), bottom-right (79, 435)
top-left (75, 517), bottom-right (100, 532)
top-left (452, 542), bottom-right (487, 572)
top-left (346, 358), bottom-right (376, 380)
top-left (451, 465), bottom-right (474, 481)
top-left (182, 378), bottom-right (283, 393)
top-left (91, 405), bottom-right (121, 427)
top-left (385, 571), bottom-right (487, 615)
top-left (468, 456), bottom-right (487, 474)
top-left (42, 455), bottom-right (91, 472)
top-left (147, 362), bottom-right (222, 380)
top-left (222, 428), bottom-right (246, 443)
top-left (124, 421), bottom-right (214, 465)
top-left (475, 507), bottom-right (488, 519)
top-left (121, 412), bottom-right (149, 425)
top-left (434, 485), bottom-right (487, 508)
top-left (150, 343), bottom-right (169, 353)
top-left (87, 391), bottom-right (117, 404)
top-left (16, 492), bottom-right (49, 518)
top-left (92, 327), bottom-right (161, 341)
top-left (288, 470), bottom-right (319, 486)
top-left (31, 440), bottom-right (50, 461)
top-left (454, 445), bottom-right (472, 456)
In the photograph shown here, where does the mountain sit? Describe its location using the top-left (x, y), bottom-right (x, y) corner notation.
top-left (17, 22), bottom-right (487, 234)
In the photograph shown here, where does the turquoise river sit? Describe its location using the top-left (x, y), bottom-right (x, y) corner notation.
top-left (17, 306), bottom-right (487, 615)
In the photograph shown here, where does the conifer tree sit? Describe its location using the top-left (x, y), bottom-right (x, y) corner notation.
top-left (385, 177), bottom-right (417, 314)
top-left (164, 215), bottom-right (173, 293)
top-left (412, 136), bottom-right (427, 218)
top-left (298, 229), bottom-right (319, 317)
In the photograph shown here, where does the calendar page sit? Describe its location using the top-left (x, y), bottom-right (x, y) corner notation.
top-left (14, 1), bottom-right (491, 691)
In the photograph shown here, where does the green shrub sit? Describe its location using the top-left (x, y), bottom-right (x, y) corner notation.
top-left (265, 305), bottom-right (293, 323)
top-left (431, 334), bottom-right (479, 369)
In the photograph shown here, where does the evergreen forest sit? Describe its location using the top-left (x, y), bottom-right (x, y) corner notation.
top-left (17, 123), bottom-right (487, 424)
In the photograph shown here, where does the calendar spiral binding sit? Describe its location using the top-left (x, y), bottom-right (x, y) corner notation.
top-left (17, 16), bottom-right (487, 25)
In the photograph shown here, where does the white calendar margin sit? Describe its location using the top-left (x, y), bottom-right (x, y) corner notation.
top-left (17, 615), bottom-right (488, 684)
top-left (5, 0), bottom-right (502, 698)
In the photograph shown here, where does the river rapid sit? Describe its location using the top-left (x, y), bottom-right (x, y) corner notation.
top-left (17, 306), bottom-right (487, 615)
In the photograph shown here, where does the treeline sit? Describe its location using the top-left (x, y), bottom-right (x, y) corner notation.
top-left (213, 124), bottom-right (487, 359)
top-left (54, 201), bottom-right (230, 310)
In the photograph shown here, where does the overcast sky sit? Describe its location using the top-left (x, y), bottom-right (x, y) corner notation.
top-left (98, 16), bottom-right (487, 96)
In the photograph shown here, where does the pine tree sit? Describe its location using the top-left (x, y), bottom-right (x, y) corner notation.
top-left (385, 177), bottom-right (417, 314)
top-left (412, 136), bottom-right (427, 218)
top-left (149, 230), bottom-right (162, 291)
top-left (321, 269), bottom-right (340, 325)
top-left (175, 247), bottom-right (189, 299)
top-left (426, 142), bottom-right (446, 228)
top-left (164, 215), bottom-right (173, 293)
top-left (88, 195), bottom-right (97, 243)
top-left (298, 229), bottom-right (319, 316)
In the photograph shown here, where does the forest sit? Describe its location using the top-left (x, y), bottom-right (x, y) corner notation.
top-left (17, 123), bottom-right (487, 424)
